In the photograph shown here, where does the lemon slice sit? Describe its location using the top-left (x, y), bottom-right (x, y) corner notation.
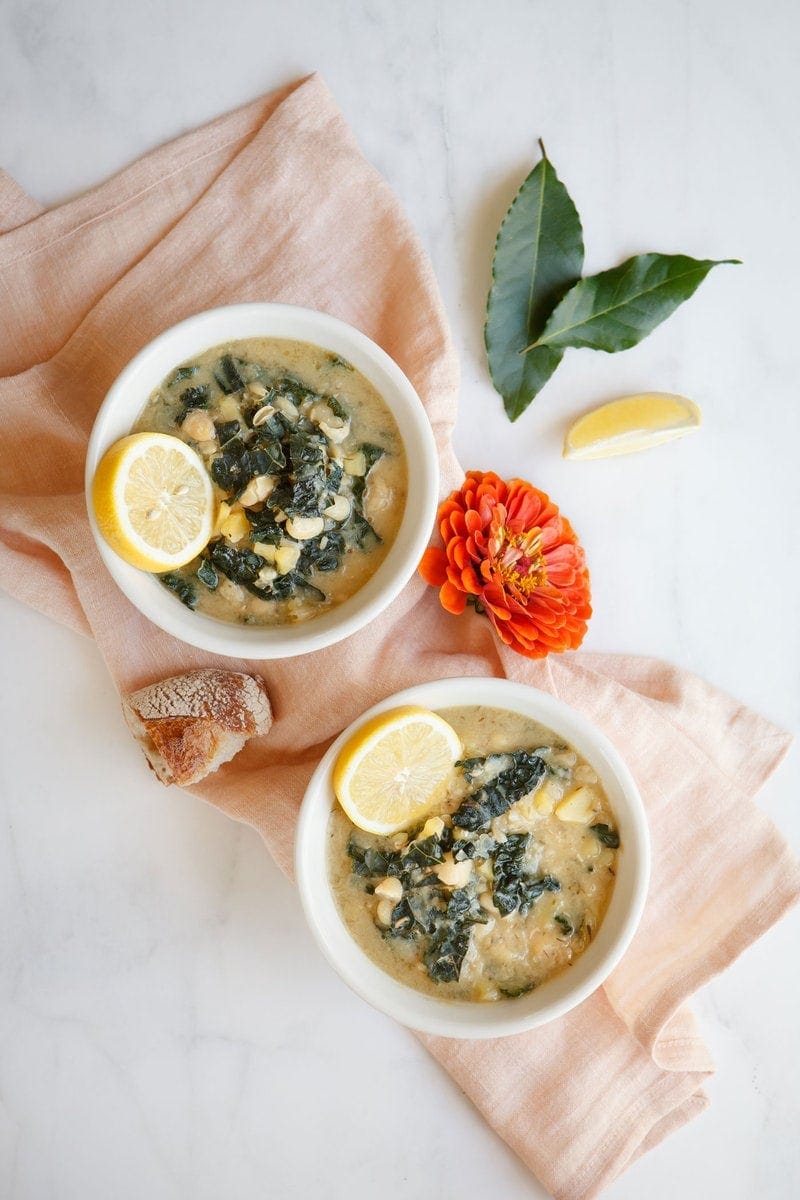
top-left (563, 393), bottom-right (701, 460)
top-left (333, 706), bottom-right (462, 835)
top-left (92, 433), bottom-right (214, 571)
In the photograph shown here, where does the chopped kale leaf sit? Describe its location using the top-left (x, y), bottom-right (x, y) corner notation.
top-left (214, 420), bottom-right (241, 446)
top-left (455, 755), bottom-right (492, 783)
top-left (499, 983), bottom-right (536, 999)
top-left (269, 474), bottom-right (326, 518)
top-left (289, 424), bottom-right (327, 471)
top-left (298, 535), bottom-right (341, 575)
top-left (452, 832), bottom-right (496, 861)
top-left (169, 365), bottom-right (199, 386)
top-left (209, 541), bottom-right (264, 585)
top-left (346, 511), bottom-right (382, 551)
top-left (591, 824), bottom-right (620, 849)
top-left (553, 913), bottom-right (574, 936)
top-left (262, 571), bottom-right (326, 603)
top-left (361, 443), bottom-right (385, 472)
top-left (214, 354), bottom-right (248, 394)
top-left (325, 395), bottom-right (349, 423)
top-left (178, 384), bottom-right (211, 422)
top-left (491, 833), bottom-right (560, 917)
top-left (424, 925), bottom-right (472, 983)
top-left (446, 887), bottom-right (490, 927)
top-left (347, 839), bottom-right (402, 879)
top-left (452, 751), bottom-right (547, 831)
top-left (247, 513), bottom-right (284, 546)
top-left (159, 571), bottom-right (198, 609)
top-left (326, 460), bottom-right (344, 495)
top-left (402, 835), bottom-right (445, 870)
top-left (274, 374), bottom-right (319, 407)
top-left (328, 355), bottom-right (354, 371)
top-left (210, 439), bottom-right (273, 496)
top-left (250, 409), bottom-right (292, 439)
top-left (250, 432), bottom-right (286, 474)
top-left (197, 559), bottom-right (219, 590)
top-left (385, 898), bottom-right (420, 939)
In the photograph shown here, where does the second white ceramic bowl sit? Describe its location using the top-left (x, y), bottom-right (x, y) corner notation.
top-left (85, 303), bottom-right (439, 658)
top-left (296, 677), bottom-right (650, 1039)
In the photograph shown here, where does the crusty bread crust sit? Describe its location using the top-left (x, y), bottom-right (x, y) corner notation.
top-left (123, 669), bottom-right (272, 787)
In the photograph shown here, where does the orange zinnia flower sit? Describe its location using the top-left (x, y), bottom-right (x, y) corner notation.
top-left (419, 471), bottom-right (591, 659)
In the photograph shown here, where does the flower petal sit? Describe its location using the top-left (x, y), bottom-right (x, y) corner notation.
top-left (418, 547), bottom-right (448, 587)
top-left (440, 580), bottom-right (467, 614)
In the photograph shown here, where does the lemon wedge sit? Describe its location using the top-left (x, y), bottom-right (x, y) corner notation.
top-left (563, 393), bottom-right (701, 460)
top-left (92, 433), bottom-right (214, 571)
top-left (333, 706), bottom-right (462, 835)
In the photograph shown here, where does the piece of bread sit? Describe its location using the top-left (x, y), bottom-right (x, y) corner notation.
top-left (123, 669), bottom-right (272, 787)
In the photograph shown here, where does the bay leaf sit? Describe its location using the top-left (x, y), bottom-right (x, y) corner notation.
top-left (486, 144), bottom-right (584, 421)
top-left (524, 253), bottom-right (739, 355)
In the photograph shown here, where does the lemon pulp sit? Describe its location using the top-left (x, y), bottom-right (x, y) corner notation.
top-left (92, 433), bottom-right (214, 571)
top-left (333, 706), bottom-right (462, 835)
top-left (564, 393), bottom-right (701, 460)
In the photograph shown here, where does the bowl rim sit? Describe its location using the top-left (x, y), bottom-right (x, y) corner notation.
top-left (84, 302), bottom-right (439, 659)
top-left (295, 676), bottom-right (651, 1039)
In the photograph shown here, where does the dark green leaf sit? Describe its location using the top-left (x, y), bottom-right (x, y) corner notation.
top-left (328, 354), bottom-right (354, 371)
top-left (452, 831), bottom-right (496, 862)
top-left (499, 982), bottom-right (535, 999)
top-left (424, 925), bottom-right (471, 982)
top-left (264, 572), bottom-right (326, 603)
top-left (197, 559), bottom-right (218, 590)
top-left (492, 834), bottom-right (560, 916)
top-left (298, 533), bottom-right (342, 576)
top-left (274, 374), bottom-right (319, 407)
top-left (360, 443), bottom-right (385, 472)
top-left (214, 354), bottom-right (248, 394)
top-left (325, 395), bottom-right (349, 421)
top-left (553, 913), bottom-right (574, 935)
top-left (452, 751), bottom-right (546, 831)
top-left (485, 142), bottom-right (584, 421)
top-left (326, 461), bottom-right (344, 495)
top-left (591, 823), bottom-right (620, 849)
top-left (159, 571), bottom-right (198, 609)
top-left (247, 513), bottom-right (283, 546)
top-left (347, 511), bottom-right (381, 551)
top-left (214, 420), bottom-right (241, 446)
top-left (525, 253), bottom-right (739, 355)
top-left (178, 385), bottom-right (211, 422)
top-left (209, 542), bottom-right (264, 585)
top-left (384, 897), bottom-right (420, 939)
top-left (169, 365), bottom-right (199, 386)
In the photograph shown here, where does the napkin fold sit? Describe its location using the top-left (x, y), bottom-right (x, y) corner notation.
top-left (0, 75), bottom-right (797, 1200)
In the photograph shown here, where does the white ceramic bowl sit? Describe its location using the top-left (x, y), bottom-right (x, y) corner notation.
top-left (85, 303), bottom-right (439, 658)
top-left (296, 677), bottom-right (650, 1039)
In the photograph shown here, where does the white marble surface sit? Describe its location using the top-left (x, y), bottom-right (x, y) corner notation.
top-left (1, 1), bottom-right (799, 1196)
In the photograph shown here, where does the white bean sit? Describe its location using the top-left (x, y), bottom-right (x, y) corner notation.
top-left (374, 877), bottom-right (403, 903)
top-left (180, 410), bottom-right (215, 442)
top-left (285, 515), bottom-right (324, 541)
top-left (323, 494), bottom-right (351, 521)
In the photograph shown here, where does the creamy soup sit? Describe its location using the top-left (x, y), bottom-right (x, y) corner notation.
top-left (328, 705), bottom-right (620, 1002)
top-left (134, 338), bottom-right (407, 625)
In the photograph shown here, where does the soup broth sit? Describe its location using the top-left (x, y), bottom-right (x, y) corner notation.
top-left (328, 705), bottom-right (620, 1002)
top-left (134, 337), bottom-right (408, 626)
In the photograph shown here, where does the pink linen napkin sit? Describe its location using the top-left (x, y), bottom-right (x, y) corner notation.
top-left (0, 74), bottom-right (797, 1200)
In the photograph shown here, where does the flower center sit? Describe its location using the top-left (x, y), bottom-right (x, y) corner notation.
top-left (497, 526), bottom-right (547, 596)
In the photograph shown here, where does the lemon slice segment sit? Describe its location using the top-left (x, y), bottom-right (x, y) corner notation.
top-left (92, 433), bottom-right (214, 572)
top-left (333, 706), bottom-right (462, 835)
top-left (564, 393), bottom-right (701, 460)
